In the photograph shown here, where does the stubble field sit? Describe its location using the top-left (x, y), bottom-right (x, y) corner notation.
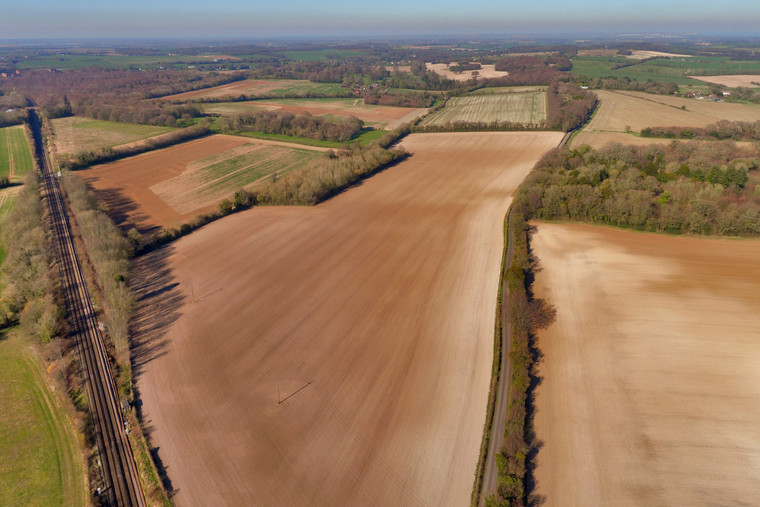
top-left (77, 135), bottom-right (322, 231)
top-left (159, 79), bottom-right (345, 101)
top-left (421, 91), bottom-right (546, 126)
top-left (203, 97), bottom-right (428, 129)
top-left (131, 131), bottom-right (563, 506)
top-left (574, 89), bottom-right (760, 149)
top-left (51, 117), bottom-right (173, 156)
top-left (531, 222), bottom-right (760, 505)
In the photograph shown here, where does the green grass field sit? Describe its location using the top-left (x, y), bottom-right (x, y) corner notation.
top-left (52, 117), bottom-right (174, 156)
top-left (280, 49), bottom-right (369, 61)
top-left (421, 91), bottom-right (546, 126)
top-left (0, 332), bottom-right (87, 506)
top-left (571, 55), bottom-right (760, 86)
top-left (0, 126), bottom-right (34, 181)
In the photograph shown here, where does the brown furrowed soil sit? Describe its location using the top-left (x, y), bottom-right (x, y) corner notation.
top-left (77, 135), bottom-right (325, 232)
top-left (691, 75), bottom-right (760, 88)
top-left (131, 132), bottom-right (563, 506)
top-left (531, 222), bottom-right (760, 505)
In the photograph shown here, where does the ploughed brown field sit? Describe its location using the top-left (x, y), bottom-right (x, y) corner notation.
top-left (131, 132), bottom-right (563, 505)
top-left (77, 135), bottom-right (325, 232)
top-left (531, 222), bottom-right (760, 505)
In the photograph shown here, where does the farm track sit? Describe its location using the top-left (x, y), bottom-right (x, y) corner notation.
top-left (28, 109), bottom-right (145, 507)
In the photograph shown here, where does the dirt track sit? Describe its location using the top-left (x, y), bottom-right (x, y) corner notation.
top-left (531, 223), bottom-right (760, 505)
top-left (132, 132), bottom-right (562, 505)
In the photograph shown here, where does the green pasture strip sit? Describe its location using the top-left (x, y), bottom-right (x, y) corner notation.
top-left (0, 333), bottom-right (86, 506)
top-left (0, 127), bottom-right (34, 180)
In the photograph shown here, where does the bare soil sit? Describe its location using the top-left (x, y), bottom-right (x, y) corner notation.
top-left (531, 222), bottom-right (760, 505)
top-left (131, 132), bottom-right (563, 506)
top-left (77, 135), bottom-right (326, 232)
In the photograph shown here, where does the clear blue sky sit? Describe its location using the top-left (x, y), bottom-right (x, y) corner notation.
top-left (4, 0), bottom-right (759, 39)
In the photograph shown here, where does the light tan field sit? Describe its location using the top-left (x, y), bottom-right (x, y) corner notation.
top-left (582, 90), bottom-right (760, 136)
top-left (421, 92), bottom-right (546, 126)
top-left (531, 222), bottom-right (760, 505)
top-left (426, 62), bottom-right (509, 81)
top-left (203, 98), bottom-right (428, 130)
top-left (629, 50), bottom-right (693, 59)
top-left (51, 117), bottom-right (172, 156)
top-left (159, 79), bottom-right (342, 101)
top-left (77, 135), bottom-right (323, 232)
top-left (691, 74), bottom-right (760, 88)
top-left (131, 132), bottom-right (563, 506)
top-left (571, 131), bottom-right (757, 150)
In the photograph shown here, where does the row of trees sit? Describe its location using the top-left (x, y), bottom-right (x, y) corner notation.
top-left (545, 80), bottom-right (598, 131)
top-left (514, 142), bottom-right (760, 235)
top-left (220, 111), bottom-right (363, 143)
top-left (641, 119), bottom-right (760, 142)
top-left (0, 171), bottom-right (61, 341)
top-left (486, 210), bottom-right (556, 507)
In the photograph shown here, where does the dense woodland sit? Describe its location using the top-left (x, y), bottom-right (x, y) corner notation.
top-left (514, 141), bottom-right (760, 235)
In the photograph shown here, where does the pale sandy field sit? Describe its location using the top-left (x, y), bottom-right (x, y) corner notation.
top-left (426, 62), bottom-right (508, 81)
top-left (131, 132), bottom-right (562, 506)
top-left (691, 75), bottom-right (760, 88)
top-left (531, 222), bottom-right (760, 505)
top-left (580, 90), bottom-right (760, 141)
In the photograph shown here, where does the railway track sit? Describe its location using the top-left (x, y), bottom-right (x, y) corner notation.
top-left (28, 109), bottom-right (145, 506)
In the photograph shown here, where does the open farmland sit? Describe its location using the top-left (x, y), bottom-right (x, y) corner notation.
top-left (130, 131), bottom-right (563, 506)
top-left (421, 91), bottom-right (546, 126)
top-left (0, 126), bottom-right (33, 181)
top-left (160, 79), bottom-right (346, 101)
top-left (51, 117), bottom-right (173, 157)
top-left (77, 135), bottom-right (322, 231)
top-left (426, 62), bottom-right (509, 81)
top-left (531, 222), bottom-right (760, 505)
top-left (691, 74), bottom-right (760, 88)
top-left (574, 89), bottom-right (760, 149)
top-left (203, 98), bottom-right (428, 129)
top-left (0, 333), bottom-right (87, 506)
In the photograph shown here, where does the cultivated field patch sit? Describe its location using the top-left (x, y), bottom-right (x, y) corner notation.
top-left (0, 126), bottom-right (33, 181)
top-left (77, 134), bottom-right (324, 231)
top-left (160, 79), bottom-right (346, 101)
top-left (531, 222), bottom-right (760, 505)
top-left (426, 62), bottom-right (509, 81)
top-left (51, 116), bottom-right (173, 157)
top-left (131, 131), bottom-right (563, 506)
top-left (203, 98), bottom-right (428, 129)
top-left (578, 89), bottom-right (760, 144)
top-left (420, 91), bottom-right (546, 126)
top-left (151, 142), bottom-right (319, 214)
top-left (691, 74), bottom-right (760, 88)
top-left (0, 333), bottom-right (86, 506)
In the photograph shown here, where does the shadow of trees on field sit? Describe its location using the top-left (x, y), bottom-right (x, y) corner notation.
top-left (129, 244), bottom-right (184, 496)
top-left (90, 184), bottom-right (161, 237)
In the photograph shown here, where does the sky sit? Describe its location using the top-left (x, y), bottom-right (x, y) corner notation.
top-left (3, 0), bottom-right (760, 39)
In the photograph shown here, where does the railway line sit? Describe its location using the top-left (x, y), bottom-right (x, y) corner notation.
top-left (28, 109), bottom-right (145, 506)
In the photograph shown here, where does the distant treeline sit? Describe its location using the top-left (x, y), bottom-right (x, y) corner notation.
top-left (60, 124), bottom-right (210, 170)
top-left (220, 111), bottom-right (362, 143)
top-left (1, 68), bottom-right (247, 125)
top-left (641, 120), bottom-right (760, 141)
top-left (514, 142), bottom-right (760, 235)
